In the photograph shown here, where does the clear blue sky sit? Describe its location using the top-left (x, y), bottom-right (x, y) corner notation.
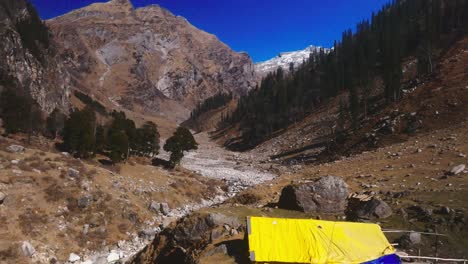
top-left (31, 0), bottom-right (391, 62)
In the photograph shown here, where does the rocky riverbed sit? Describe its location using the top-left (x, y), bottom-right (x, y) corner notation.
top-left (76, 133), bottom-right (277, 264)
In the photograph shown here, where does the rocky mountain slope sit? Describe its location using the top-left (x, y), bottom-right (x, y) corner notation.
top-left (0, 0), bottom-right (70, 113)
top-left (255, 45), bottom-right (329, 77)
top-left (47, 0), bottom-right (256, 122)
top-left (0, 128), bottom-right (278, 263)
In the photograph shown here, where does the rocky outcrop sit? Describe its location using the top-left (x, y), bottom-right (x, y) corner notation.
top-left (48, 0), bottom-right (256, 121)
top-left (278, 176), bottom-right (349, 213)
top-left (0, 0), bottom-right (70, 113)
top-left (130, 212), bottom-right (243, 264)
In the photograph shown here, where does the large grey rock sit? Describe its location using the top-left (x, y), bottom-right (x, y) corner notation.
top-left (346, 198), bottom-right (393, 220)
top-left (6, 145), bottom-right (25, 153)
top-left (278, 176), bottom-right (349, 213)
top-left (449, 164), bottom-right (465, 175)
top-left (20, 241), bottom-right (35, 257)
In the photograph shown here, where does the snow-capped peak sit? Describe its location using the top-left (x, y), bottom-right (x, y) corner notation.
top-left (255, 45), bottom-right (330, 77)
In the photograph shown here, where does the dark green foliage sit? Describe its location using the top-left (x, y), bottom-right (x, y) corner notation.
top-left (108, 130), bottom-right (129, 163)
top-left (74, 91), bottom-right (107, 115)
top-left (108, 111), bottom-right (136, 147)
top-left (14, 1), bottom-right (50, 61)
top-left (95, 125), bottom-right (106, 153)
top-left (164, 127), bottom-right (198, 165)
top-left (0, 88), bottom-right (43, 135)
top-left (62, 107), bottom-right (96, 158)
top-left (102, 112), bottom-right (160, 162)
top-left (222, 0), bottom-right (468, 148)
top-left (190, 92), bottom-right (233, 120)
top-left (133, 121), bottom-right (160, 157)
top-left (46, 108), bottom-right (66, 139)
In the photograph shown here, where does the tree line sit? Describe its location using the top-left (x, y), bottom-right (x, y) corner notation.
top-left (189, 92), bottom-right (233, 120)
top-left (0, 87), bottom-right (198, 166)
top-left (220, 0), bottom-right (468, 148)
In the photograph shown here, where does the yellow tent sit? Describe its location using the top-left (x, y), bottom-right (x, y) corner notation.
top-left (247, 216), bottom-right (395, 264)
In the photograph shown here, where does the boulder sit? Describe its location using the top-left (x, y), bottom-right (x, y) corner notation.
top-left (449, 164), bottom-right (465, 175)
top-left (68, 168), bottom-right (80, 178)
top-left (278, 176), bottom-right (349, 213)
top-left (20, 241), bottom-right (35, 257)
top-left (130, 213), bottom-right (230, 264)
top-left (6, 145), bottom-right (25, 153)
top-left (346, 198), bottom-right (393, 220)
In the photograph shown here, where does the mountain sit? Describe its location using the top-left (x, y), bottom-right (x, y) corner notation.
top-left (255, 45), bottom-right (329, 77)
top-left (0, 0), bottom-right (71, 113)
top-left (47, 0), bottom-right (256, 122)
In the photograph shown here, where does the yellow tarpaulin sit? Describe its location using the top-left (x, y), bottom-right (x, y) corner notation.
top-left (247, 216), bottom-right (395, 264)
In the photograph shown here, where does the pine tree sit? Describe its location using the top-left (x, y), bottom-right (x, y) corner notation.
top-left (134, 121), bottom-right (160, 157)
top-left (62, 107), bottom-right (96, 158)
top-left (164, 127), bottom-right (198, 165)
top-left (108, 130), bottom-right (129, 163)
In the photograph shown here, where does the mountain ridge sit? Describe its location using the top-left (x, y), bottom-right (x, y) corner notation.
top-left (47, 0), bottom-right (256, 122)
top-left (255, 45), bottom-right (330, 77)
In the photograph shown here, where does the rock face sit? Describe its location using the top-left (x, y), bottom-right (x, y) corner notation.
top-left (346, 197), bottom-right (393, 220)
top-left (0, 0), bottom-right (70, 113)
top-left (278, 176), bottom-right (349, 213)
top-left (48, 0), bottom-right (256, 121)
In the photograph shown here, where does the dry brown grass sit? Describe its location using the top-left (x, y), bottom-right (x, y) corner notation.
top-left (229, 192), bottom-right (261, 205)
top-left (18, 209), bottom-right (48, 237)
top-left (0, 246), bottom-right (19, 262)
top-left (17, 161), bottom-right (33, 172)
top-left (44, 183), bottom-right (69, 202)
